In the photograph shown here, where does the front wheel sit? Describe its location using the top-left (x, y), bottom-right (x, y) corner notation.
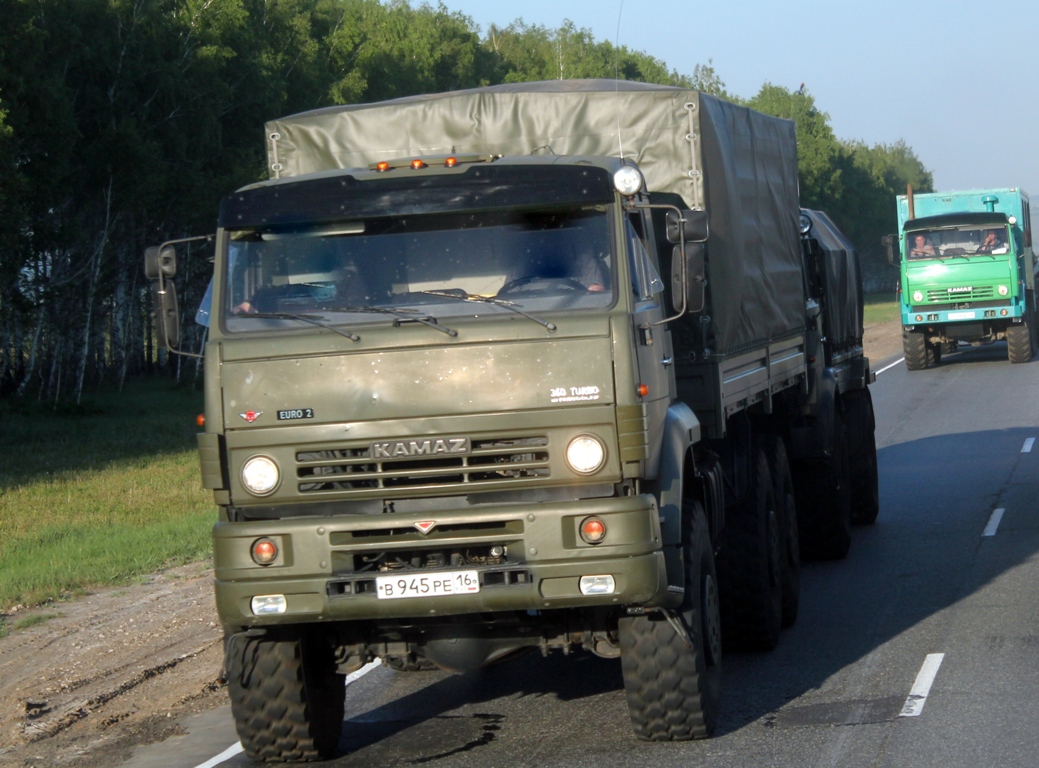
top-left (903, 332), bottom-right (935, 370)
top-left (619, 500), bottom-right (722, 740)
top-left (226, 629), bottom-right (346, 762)
top-left (1007, 319), bottom-right (1033, 364)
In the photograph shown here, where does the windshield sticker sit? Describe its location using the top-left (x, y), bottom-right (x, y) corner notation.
top-left (550, 386), bottom-right (601, 403)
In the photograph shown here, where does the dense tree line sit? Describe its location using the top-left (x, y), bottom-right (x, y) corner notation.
top-left (0, 0), bottom-right (930, 402)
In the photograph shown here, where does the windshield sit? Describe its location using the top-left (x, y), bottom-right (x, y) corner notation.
top-left (906, 225), bottom-right (1011, 260)
top-left (223, 205), bottom-right (614, 329)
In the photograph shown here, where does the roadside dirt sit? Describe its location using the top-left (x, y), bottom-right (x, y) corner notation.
top-left (0, 320), bottom-right (905, 768)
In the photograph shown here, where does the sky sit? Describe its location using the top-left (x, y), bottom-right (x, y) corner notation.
top-left (443, 0), bottom-right (1039, 215)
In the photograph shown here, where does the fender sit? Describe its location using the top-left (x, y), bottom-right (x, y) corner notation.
top-left (789, 366), bottom-right (838, 461)
top-left (645, 401), bottom-right (700, 605)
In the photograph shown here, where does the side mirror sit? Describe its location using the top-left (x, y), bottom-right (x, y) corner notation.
top-left (666, 209), bottom-right (709, 244)
top-left (151, 279), bottom-right (181, 349)
top-left (882, 234), bottom-right (898, 265)
top-left (671, 243), bottom-right (706, 313)
top-left (144, 244), bottom-right (177, 280)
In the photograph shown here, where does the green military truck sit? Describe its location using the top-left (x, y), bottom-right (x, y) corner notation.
top-left (145, 80), bottom-right (877, 760)
top-left (884, 187), bottom-right (1036, 367)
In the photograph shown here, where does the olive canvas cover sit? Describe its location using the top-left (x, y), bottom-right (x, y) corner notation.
top-left (804, 209), bottom-right (864, 352)
top-left (264, 80), bottom-right (804, 357)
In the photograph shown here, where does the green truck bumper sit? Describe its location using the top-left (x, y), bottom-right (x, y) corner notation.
top-left (213, 494), bottom-right (668, 628)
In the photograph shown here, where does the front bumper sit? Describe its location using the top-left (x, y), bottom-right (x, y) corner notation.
top-left (213, 494), bottom-right (667, 628)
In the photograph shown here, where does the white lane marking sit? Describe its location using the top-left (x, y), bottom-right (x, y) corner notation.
top-left (876, 357), bottom-right (905, 375)
top-left (193, 743), bottom-right (243, 768)
top-left (1023, 438), bottom-right (1035, 453)
top-left (193, 658), bottom-right (383, 767)
top-left (983, 508), bottom-right (1005, 537)
top-left (899, 653), bottom-right (945, 717)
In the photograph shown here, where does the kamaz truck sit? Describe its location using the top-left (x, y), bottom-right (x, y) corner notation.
top-left (884, 187), bottom-right (1036, 367)
top-left (145, 80), bottom-right (877, 761)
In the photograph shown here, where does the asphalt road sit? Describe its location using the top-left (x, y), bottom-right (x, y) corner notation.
top-left (122, 341), bottom-right (1039, 768)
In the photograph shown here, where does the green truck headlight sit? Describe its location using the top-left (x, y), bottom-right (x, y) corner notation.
top-left (241, 455), bottom-right (280, 496)
top-left (998, 285), bottom-right (1009, 296)
top-left (566, 435), bottom-right (606, 475)
top-left (913, 290), bottom-right (924, 302)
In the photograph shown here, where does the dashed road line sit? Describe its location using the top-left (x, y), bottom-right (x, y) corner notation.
top-left (192, 659), bottom-right (383, 768)
top-left (899, 653), bottom-right (945, 717)
top-left (1023, 438), bottom-right (1035, 453)
top-left (983, 508), bottom-right (1005, 537)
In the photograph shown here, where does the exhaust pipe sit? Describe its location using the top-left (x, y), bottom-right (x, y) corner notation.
top-left (907, 184), bottom-right (915, 220)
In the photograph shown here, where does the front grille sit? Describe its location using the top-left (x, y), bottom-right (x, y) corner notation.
top-left (926, 286), bottom-right (995, 302)
top-left (296, 436), bottom-right (550, 494)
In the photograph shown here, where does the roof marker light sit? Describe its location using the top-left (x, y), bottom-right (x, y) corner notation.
top-left (411, 159), bottom-right (427, 170)
top-left (445, 157), bottom-right (458, 167)
top-left (376, 161), bottom-right (390, 172)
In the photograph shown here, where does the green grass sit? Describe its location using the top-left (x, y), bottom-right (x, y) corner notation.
top-left (0, 379), bottom-right (213, 612)
top-left (864, 292), bottom-right (899, 325)
top-left (11, 613), bottom-right (61, 631)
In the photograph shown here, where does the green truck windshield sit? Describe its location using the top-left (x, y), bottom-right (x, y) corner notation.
top-left (907, 225), bottom-right (1012, 259)
top-left (224, 205), bottom-right (615, 326)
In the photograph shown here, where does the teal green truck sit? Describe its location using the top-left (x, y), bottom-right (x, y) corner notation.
top-left (145, 80), bottom-right (877, 760)
top-left (884, 187), bottom-right (1036, 367)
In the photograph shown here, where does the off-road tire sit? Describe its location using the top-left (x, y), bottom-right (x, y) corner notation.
top-left (761, 434), bottom-right (800, 628)
top-left (903, 332), bottom-right (934, 370)
top-left (619, 500), bottom-right (722, 740)
top-left (1007, 320), bottom-right (1033, 364)
top-left (717, 441), bottom-right (783, 651)
top-left (227, 630), bottom-right (345, 762)
top-left (793, 410), bottom-right (853, 560)
top-left (845, 388), bottom-right (880, 525)
top-left (384, 653), bottom-right (439, 672)
top-left (941, 340), bottom-right (957, 356)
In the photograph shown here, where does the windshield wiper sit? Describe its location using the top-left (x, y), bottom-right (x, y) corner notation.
top-left (241, 312), bottom-right (360, 342)
top-left (321, 305), bottom-right (458, 337)
top-left (417, 291), bottom-right (557, 333)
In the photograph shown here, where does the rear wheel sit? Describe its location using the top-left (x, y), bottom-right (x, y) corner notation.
top-left (761, 434), bottom-right (800, 628)
top-left (794, 409), bottom-right (853, 560)
top-left (226, 629), bottom-right (345, 762)
top-left (717, 440), bottom-right (782, 651)
top-left (619, 500), bottom-right (722, 740)
top-left (845, 388), bottom-right (880, 525)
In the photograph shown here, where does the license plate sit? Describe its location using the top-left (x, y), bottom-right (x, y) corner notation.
top-left (375, 570), bottom-right (480, 600)
top-left (948, 311), bottom-right (976, 320)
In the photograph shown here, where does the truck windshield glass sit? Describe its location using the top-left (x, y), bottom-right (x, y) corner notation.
top-left (224, 206), bottom-right (613, 328)
top-left (907, 226), bottom-right (1011, 259)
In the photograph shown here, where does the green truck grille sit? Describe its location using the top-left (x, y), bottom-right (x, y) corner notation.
top-left (926, 286), bottom-right (995, 302)
top-left (295, 436), bottom-right (550, 493)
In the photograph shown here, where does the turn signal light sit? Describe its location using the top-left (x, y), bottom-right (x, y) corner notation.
top-left (580, 516), bottom-right (607, 544)
top-left (252, 537), bottom-right (278, 566)
top-left (196, 413), bottom-right (205, 427)
top-left (637, 384), bottom-right (649, 397)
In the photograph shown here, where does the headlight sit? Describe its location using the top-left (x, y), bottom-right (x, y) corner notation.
top-left (913, 290), bottom-right (924, 302)
top-left (998, 285), bottom-right (1009, 296)
top-left (613, 166), bottom-right (644, 197)
top-left (566, 435), bottom-right (606, 475)
top-left (242, 455), bottom-right (280, 496)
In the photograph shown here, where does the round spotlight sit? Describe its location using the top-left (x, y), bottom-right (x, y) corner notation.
top-left (242, 455), bottom-right (280, 496)
top-left (613, 166), bottom-right (644, 196)
top-left (998, 285), bottom-right (1009, 296)
top-left (566, 435), bottom-right (606, 475)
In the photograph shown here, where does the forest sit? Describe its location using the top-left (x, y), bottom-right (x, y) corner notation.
top-left (0, 0), bottom-right (933, 403)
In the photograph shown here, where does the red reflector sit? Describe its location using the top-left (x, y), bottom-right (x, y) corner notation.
top-left (252, 538), bottom-right (278, 565)
top-left (376, 161), bottom-right (390, 172)
top-left (196, 413), bottom-right (205, 427)
top-left (411, 159), bottom-right (427, 169)
top-left (637, 384), bottom-right (649, 397)
top-left (445, 157), bottom-right (458, 167)
top-left (580, 517), bottom-right (607, 544)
